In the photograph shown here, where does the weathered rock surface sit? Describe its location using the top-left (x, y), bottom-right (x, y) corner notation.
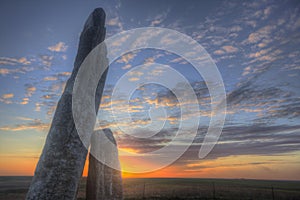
top-left (86, 128), bottom-right (123, 200)
top-left (26, 8), bottom-right (108, 200)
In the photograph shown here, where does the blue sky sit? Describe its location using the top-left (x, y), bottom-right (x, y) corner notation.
top-left (0, 0), bottom-right (300, 179)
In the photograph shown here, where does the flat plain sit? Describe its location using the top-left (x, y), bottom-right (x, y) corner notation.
top-left (0, 177), bottom-right (299, 200)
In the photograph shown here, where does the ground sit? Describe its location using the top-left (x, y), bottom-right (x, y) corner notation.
top-left (0, 177), bottom-right (299, 200)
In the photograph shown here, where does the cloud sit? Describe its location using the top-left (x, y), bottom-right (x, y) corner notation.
top-left (227, 82), bottom-right (282, 105)
top-left (106, 16), bottom-right (123, 31)
top-left (0, 57), bottom-right (31, 66)
top-left (262, 6), bottom-right (273, 20)
top-left (185, 159), bottom-right (276, 171)
top-left (222, 45), bottom-right (238, 53)
top-left (40, 55), bottom-right (54, 68)
top-left (0, 119), bottom-right (49, 132)
top-left (0, 93), bottom-right (33, 106)
top-left (115, 128), bottom-right (177, 153)
top-left (35, 103), bottom-right (42, 112)
top-left (225, 69), bottom-right (299, 122)
top-left (35, 100), bottom-right (58, 117)
top-left (214, 45), bottom-right (238, 55)
top-left (143, 57), bottom-right (156, 65)
top-left (170, 57), bottom-right (184, 64)
top-left (128, 77), bottom-right (139, 82)
top-left (107, 17), bottom-right (120, 26)
top-left (0, 68), bottom-right (9, 75)
top-left (16, 116), bottom-right (34, 121)
top-left (197, 125), bottom-right (300, 159)
top-left (0, 93), bottom-right (15, 104)
top-left (266, 97), bottom-right (300, 119)
top-left (1, 93), bottom-right (14, 99)
top-left (47, 42), bottom-right (68, 52)
top-left (43, 76), bottom-right (58, 81)
top-left (242, 66), bottom-right (251, 76)
top-left (20, 97), bottom-right (29, 105)
top-left (43, 72), bottom-right (70, 82)
top-left (229, 25), bottom-right (242, 33)
top-left (35, 71), bottom-right (70, 116)
top-left (58, 72), bottom-right (71, 76)
top-left (128, 70), bottom-right (144, 77)
top-left (150, 14), bottom-right (167, 26)
top-left (0, 98), bottom-right (12, 104)
top-left (110, 34), bottom-right (130, 47)
top-left (248, 48), bottom-right (282, 63)
top-left (245, 25), bottom-right (275, 44)
top-left (122, 64), bottom-right (131, 70)
top-left (156, 124), bottom-right (300, 166)
top-left (245, 20), bottom-right (257, 28)
top-left (214, 50), bottom-right (225, 55)
top-left (25, 84), bottom-right (36, 97)
top-left (82, 1), bottom-right (300, 166)
top-left (106, 123), bottom-right (300, 160)
top-left (97, 81), bottom-right (209, 134)
top-left (116, 53), bottom-right (136, 64)
top-left (0, 66), bottom-right (34, 76)
top-left (41, 94), bottom-right (53, 99)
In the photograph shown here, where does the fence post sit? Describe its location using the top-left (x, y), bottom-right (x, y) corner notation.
top-left (142, 181), bottom-right (146, 199)
top-left (212, 182), bottom-right (216, 200)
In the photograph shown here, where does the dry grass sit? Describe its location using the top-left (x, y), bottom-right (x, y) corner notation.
top-left (0, 177), bottom-right (300, 200)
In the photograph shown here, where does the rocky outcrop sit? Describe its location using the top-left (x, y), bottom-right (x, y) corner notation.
top-left (86, 128), bottom-right (123, 200)
top-left (26, 8), bottom-right (108, 200)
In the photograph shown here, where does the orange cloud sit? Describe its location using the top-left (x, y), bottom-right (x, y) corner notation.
top-left (0, 57), bottom-right (31, 66)
top-left (122, 64), bottom-right (132, 70)
top-left (0, 68), bottom-right (9, 75)
top-left (48, 42), bottom-right (68, 52)
top-left (43, 76), bottom-right (58, 81)
top-left (0, 119), bottom-right (49, 132)
top-left (25, 86), bottom-right (36, 97)
top-left (20, 97), bottom-right (29, 105)
top-left (116, 53), bottom-right (136, 64)
top-left (128, 77), bottom-right (140, 82)
top-left (222, 45), bottom-right (238, 53)
top-left (214, 46), bottom-right (238, 55)
top-left (2, 93), bottom-right (14, 99)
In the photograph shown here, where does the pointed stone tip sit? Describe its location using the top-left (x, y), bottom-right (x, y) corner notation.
top-left (84, 7), bottom-right (106, 29)
top-left (92, 8), bottom-right (106, 23)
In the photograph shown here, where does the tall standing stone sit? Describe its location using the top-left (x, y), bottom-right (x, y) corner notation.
top-left (26, 8), bottom-right (108, 200)
top-left (86, 128), bottom-right (123, 200)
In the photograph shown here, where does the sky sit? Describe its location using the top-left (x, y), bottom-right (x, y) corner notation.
top-left (0, 0), bottom-right (300, 180)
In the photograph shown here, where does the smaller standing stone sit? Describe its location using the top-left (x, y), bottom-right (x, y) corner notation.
top-left (86, 128), bottom-right (123, 200)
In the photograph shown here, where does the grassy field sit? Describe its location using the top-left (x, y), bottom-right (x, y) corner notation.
top-left (0, 177), bottom-right (299, 200)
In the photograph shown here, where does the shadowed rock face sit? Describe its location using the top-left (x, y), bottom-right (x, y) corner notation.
top-left (26, 8), bottom-right (108, 200)
top-left (86, 128), bottom-right (123, 200)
